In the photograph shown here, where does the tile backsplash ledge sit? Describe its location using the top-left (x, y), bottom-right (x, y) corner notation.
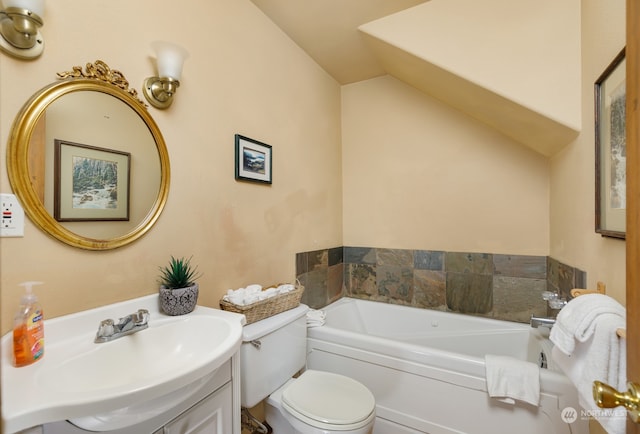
top-left (296, 246), bottom-right (586, 323)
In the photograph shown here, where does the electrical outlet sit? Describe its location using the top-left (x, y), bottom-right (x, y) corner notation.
top-left (1, 193), bottom-right (25, 237)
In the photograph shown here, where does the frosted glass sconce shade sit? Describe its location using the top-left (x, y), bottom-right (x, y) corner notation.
top-left (153, 41), bottom-right (188, 81)
top-left (5, 0), bottom-right (44, 16)
top-left (143, 41), bottom-right (189, 109)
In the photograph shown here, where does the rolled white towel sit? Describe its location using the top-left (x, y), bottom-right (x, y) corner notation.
top-left (226, 294), bottom-right (245, 306)
top-left (224, 284), bottom-right (265, 305)
top-left (245, 284), bottom-right (262, 294)
top-left (246, 294), bottom-right (262, 305)
top-left (307, 309), bottom-right (326, 327)
top-left (278, 284), bottom-right (295, 293)
top-left (263, 287), bottom-right (278, 297)
top-left (225, 283), bottom-right (298, 306)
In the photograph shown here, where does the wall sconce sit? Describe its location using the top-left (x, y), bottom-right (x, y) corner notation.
top-left (143, 41), bottom-right (189, 109)
top-left (0, 0), bottom-right (44, 59)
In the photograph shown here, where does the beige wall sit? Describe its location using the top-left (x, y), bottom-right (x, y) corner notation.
top-left (343, 0), bottom-right (628, 307)
top-left (0, 0), bottom-right (343, 333)
top-left (0, 0), bottom-right (629, 336)
top-left (550, 0), bottom-right (626, 303)
top-left (342, 75), bottom-right (550, 255)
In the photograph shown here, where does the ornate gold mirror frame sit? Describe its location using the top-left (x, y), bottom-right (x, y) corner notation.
top-left (7, 61), bottom-right (171, 250)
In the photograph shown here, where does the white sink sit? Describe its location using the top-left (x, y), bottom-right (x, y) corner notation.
top-left (1, 294), bottom-right (245, 433)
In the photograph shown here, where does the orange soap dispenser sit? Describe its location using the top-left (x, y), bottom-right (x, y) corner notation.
top-left (13, 281), bottom-right (45, 367)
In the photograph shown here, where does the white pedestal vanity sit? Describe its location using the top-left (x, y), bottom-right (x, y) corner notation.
top-left (1, 295), bottom-right (245, 434)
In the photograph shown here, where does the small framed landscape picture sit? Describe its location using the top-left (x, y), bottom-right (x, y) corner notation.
top-left (235, 134), bottom-right (272, 184)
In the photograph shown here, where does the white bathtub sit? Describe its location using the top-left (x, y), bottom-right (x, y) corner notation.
top-left (306, 298), bottom-right (588, 434)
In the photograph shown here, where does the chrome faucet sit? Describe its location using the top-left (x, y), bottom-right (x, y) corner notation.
top-left (530, 291), bottom-right (568, 329)
top-left (530, 316), bottom-right (556, 329)
top-left (95, 309), bottom-right (150, 343)
top-left (542, 291), bottom-right (567, 309)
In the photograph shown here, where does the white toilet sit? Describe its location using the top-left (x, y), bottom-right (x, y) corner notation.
top-left (240, 304), bottom-right (376, 434)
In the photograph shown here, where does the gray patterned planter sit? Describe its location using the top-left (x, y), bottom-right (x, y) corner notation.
top-left (159, 283), bottom-right (199, 315)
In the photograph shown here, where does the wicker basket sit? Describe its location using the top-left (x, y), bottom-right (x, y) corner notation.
top-left (219, 283), bottom-right (304, 324)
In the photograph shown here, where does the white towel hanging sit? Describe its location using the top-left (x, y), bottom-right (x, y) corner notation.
top-left (485, 354), bottom-right (540, 406)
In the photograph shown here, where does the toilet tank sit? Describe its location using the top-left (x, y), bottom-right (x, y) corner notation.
top-left (240, 304), bottom-right (309, 408)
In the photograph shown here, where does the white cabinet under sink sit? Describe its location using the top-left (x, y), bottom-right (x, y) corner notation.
top-left (157, 382), bottom-right (232, 434)
top-left (39, 357), bottom-right (240, 434)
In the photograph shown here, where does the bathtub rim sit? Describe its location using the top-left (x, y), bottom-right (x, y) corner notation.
top-left (308, 296), bottom-right (574, 398)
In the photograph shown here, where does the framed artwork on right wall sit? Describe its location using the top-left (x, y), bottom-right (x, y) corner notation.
top-left (595, 47), bottom-right (626, 239)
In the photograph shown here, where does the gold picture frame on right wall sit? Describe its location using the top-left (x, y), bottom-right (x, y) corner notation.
top-left (595, 47), bottom-right (626, 239)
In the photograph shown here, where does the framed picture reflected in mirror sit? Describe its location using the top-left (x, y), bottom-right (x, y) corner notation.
top-left (54, 139), bottom-right (130, 221)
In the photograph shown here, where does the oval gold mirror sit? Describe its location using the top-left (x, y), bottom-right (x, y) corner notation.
top-left (6, 61), bottom-right (170, 250)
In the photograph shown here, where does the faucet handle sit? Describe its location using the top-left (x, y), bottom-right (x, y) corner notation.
top-left (542, 291), bottom-right (567, 309)
top-left (549, 298), bottom-right (568, 309)
top-left (134, 309), bottom-right (150, 325)
top-left (97, 319), bottom-right (115, 337)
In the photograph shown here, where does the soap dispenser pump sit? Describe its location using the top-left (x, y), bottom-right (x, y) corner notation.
top-left (13, 281), bottom-right (45, 367)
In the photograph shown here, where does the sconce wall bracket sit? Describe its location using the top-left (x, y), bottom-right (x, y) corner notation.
top-left (143, 76), bottom-right (180, 109)
top-left (0, 7), bottom-right (44, 59)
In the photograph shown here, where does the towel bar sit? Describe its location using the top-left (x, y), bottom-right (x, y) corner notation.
top-left (569, 281), bottom-right (626, 338)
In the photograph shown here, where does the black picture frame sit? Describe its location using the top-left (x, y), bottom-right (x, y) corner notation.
top-left (235, 134), bottom-right (272, 184)
top-left (595, 48), bottom-right (626, 239)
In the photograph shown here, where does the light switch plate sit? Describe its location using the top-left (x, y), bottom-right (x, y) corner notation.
top-left (1, 193), bottom-right (25, 237)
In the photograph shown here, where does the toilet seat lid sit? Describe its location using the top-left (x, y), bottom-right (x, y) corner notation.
top-left (282, 370), bottom-right (375, 429)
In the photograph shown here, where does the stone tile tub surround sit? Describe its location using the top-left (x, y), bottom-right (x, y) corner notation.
top-left (296, 247), bottom-right (586, 324)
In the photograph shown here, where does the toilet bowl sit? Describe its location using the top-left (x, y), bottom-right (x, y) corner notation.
top-left (265, 370), bottom-right (376, 434)
top-left (240, 304), bottom-right (376, 434)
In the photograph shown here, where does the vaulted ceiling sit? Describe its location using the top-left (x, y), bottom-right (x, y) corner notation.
top-left (250, 0), bottom-right (582, 156)
top-left (250, 0), bottom-right (429, 84)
